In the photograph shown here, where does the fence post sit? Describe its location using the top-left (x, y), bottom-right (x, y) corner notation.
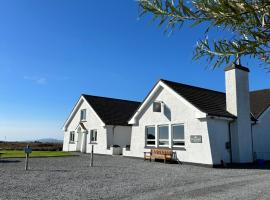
top-left (90, 145), bottom-right (94, 167)
top-left (25, 145), bottom-right (29, 171)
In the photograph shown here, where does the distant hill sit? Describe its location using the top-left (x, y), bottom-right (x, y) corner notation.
top-left (37, 138), bottom-right (63, 144)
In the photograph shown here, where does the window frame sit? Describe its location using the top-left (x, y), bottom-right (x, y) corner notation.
top-left (89, 129), bottom-right (97, 144)
top-left (172, 124), bottom-right (185, 147)
top-left (158, 124), bottom-right (169, 147)
top-left (69, 131), bottom-right (75, 143)
top-left (145, 126), bottom-right (156, 146)
top-left (80, 109), bottom-right (87, 121)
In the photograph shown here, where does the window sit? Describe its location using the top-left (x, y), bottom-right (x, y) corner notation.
top-left (153, 102), bottom-right (161, 112)
top-left (90, 130), bottom-right (97, 143)
top-left (158, 125), bottom-right (169, 146)
top-left (172, 124), bottom-right (185, 146)
top-left (80, 109), bottom-right (86, 121)
top-left (146, 126), bottom-right (155, 146)
top-left (69, 131), bottom-right (75, 143)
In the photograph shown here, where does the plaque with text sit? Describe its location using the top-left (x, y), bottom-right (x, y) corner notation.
top-left (190, 135), bottom-right (202, 143)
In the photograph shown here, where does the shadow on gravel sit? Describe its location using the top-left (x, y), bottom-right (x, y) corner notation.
top-left (29, 169), bottom-right (70, 172)
top-left (0, 160), bottom-right (21, 163)
top-left (220, 162), bottom-right (270, 170)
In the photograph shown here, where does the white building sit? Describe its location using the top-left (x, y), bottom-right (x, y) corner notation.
top-left (63, 64), bottom-right (270, 166)
top-left (62, 94), bottom-right (140, 155)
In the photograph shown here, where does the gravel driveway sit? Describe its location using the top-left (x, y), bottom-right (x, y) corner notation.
top-left (1, 153), bottom-right (270, 200)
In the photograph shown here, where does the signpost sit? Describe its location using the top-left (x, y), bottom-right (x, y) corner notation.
top-left (24, 145), bottom-right (32, 171)
top-left (90, 145), bottom-right (94, 167)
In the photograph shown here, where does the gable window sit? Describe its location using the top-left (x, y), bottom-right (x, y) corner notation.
top-left (146, 126), bottom-right (155, 146)
top-left (90, 129), bottom-right (97, 143)
top-left (80, 109), bottom-right (86, 121)
top-left (69, 131), bottom-right (75, 143)
top-left (172, 124), bottom-right (185, 146)
top-left (158, 125), bottom-right (169, 146)
top-left (153, 102), bottom-right (161, 112)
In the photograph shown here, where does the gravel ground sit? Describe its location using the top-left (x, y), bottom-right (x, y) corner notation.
top-left (1, 154), bottom-right (270, 200)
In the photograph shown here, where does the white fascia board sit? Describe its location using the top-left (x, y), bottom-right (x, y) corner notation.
top-left (62, 96), bottom-right (105, 131)
top-left (128, 82), bottom-right (162, 124)
top-left (160, 81), bottom-right (206, 116)
top-left (81, 96), bottom-right (106, 127)
top-left (128, 80), bottom-right (206, 124)
top-left (206, 115), bottom-right (235, 121)
top-left (62, 96), bottom-right (84, 131)
top-left (256, 106), bottom-right (270, 123)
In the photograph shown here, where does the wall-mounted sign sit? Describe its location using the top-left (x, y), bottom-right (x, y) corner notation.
top-left (190, 135), bottom-right (202, 143)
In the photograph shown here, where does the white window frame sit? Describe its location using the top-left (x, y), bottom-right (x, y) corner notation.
top-left (158, 125), bottom-right (169, 147)
top-left (80, 109), bottom-right (87, 121)
top-left (90, 129), bottom-right (97, 144)
top-left (145, 126), bottom-right (156, 146)
top-left (69, 131), bottom-right (75, 143)
top-left (172, 124), bottom-right (185, 147)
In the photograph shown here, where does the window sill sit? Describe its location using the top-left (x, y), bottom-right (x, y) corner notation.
top-left (80, 120), bottom-right (87, 122)
top-left (69, 142), bottom-right (75, 144)
top-left (172, 147), bottom-right (186, 151)
top-left (144, 146), bottom-right (186, 151)
top-left (89, 142), bottom-right (97, 144)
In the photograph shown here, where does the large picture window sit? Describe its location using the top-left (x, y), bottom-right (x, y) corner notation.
top-left (172, 124), bottom-right (185, 146)
top-left (146, 126), bottom-right (155, 146)
top-left (69, 131), bottom-right (75, 143)
top-left (158, 125), bottom-right (169, 146)
top-left (90, 130), bottom-right (97, 143)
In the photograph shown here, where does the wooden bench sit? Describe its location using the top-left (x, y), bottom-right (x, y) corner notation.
top-left (144, 148), bottom-right (173, 163)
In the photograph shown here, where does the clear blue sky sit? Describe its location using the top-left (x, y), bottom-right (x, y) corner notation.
top-left (0, 0), bottom-right (269, 141)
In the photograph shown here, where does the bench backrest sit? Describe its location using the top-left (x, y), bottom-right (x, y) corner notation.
top-left (151, 148), bottom-right (172, 156)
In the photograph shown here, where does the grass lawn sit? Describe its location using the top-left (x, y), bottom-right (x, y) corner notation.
top-left (0, 150), bottom-right (73, 158)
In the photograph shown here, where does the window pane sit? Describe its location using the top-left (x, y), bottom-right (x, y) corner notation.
top-left (159, 126), bottom-right (169, 139)
top-left (173, 141), bottom-right (185, 146)
top-left (173, 125), bottom-right (184, 140)
top-left (153, 102), bottom-right (161, 112)
top-left (159, 141), bottom-right (169, 145)
top-left (146, 127), bottom-right (155, 140)
top-left (90, 130), bottom-right (97, 142)
top-left (81, 109), bottom-right (86, 120)
top-left (147, 140), bottom-right (155, 145)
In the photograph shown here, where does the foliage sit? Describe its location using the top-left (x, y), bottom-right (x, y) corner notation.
top-left (138, 0), bottom-right (270, 69)
top-left (0, 150), bottom-right (72, 158)
top-left (0, 142), bottom-right (63, 151)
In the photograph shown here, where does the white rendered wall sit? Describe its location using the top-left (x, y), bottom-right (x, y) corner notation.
top-left (127, 86), bottom-right (214, 165)
top-left (207, 118), bottom-right (231, 164)
top-left (63, 99), bottom-right (108, 154)
top-left (253, 108), bottom-right (270, 160)
top-left (225, 68), bottom-right (253, 163)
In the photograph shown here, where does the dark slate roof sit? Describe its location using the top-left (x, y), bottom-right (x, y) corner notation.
top-left (82, 94), bottom-right (141, 126)
top-left (250, 89), bottom-right (270, 119)
top-left (161, 79), bottom-right (270, 120)
top-left (161, 79), bottom-right (236, 118)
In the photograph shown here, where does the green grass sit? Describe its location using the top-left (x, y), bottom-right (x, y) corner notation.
top-left (0, 150), bottom-right (73, 158)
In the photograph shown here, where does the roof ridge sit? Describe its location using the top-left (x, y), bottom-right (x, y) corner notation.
top-left (82, 94), bottom-right (141, 104)
top-left (160, 79), bottom-right (225, 94)
top-left (250, 88), bottom-right (270, 93)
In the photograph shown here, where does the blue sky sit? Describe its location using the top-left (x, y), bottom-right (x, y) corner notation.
top-left (0, 0), bottom-right (270, 141)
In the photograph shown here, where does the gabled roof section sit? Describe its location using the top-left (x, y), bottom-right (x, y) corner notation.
top-left (161, 79), bottom-right (236, 119)
top-left (250, 89), bottom-right (270, 119)
top-left (82, 94), bottom-right (141, 126)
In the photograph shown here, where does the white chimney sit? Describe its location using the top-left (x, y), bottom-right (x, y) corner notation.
top-left (225, 63), bottom-right (253, 163)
